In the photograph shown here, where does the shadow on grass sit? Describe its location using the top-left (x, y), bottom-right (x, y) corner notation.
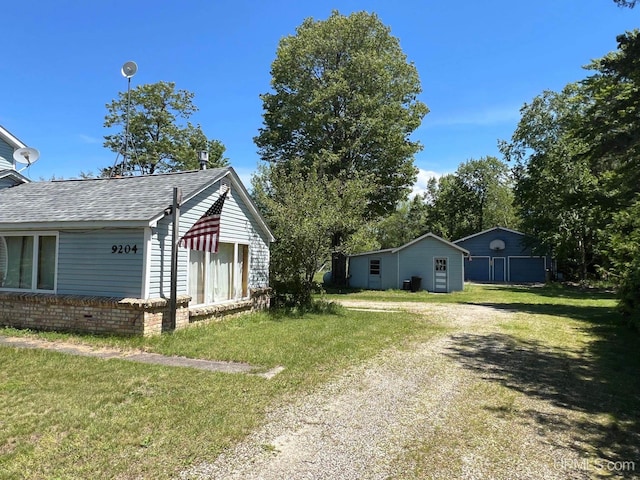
top-left (470, 301), bottom-right (617, 325)
top-left (446, 326), bottom-right (640, 473)
top-left (472, 282), bottom-right (618, 302)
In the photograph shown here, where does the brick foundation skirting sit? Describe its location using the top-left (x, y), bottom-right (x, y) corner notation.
top-left (0, 288), bottom-right (272, 336)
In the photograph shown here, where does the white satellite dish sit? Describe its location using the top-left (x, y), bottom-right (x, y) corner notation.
top-left (489, 239), bottom-right (506, 251)
top-left (121, 61), bottom-right (138, 78)
top-left (13, 147), bottom-right (40, 166)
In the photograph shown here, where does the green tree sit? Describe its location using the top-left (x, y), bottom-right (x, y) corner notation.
top-left (252, 161), bottom-right (371, 306)
top-left (500, 87), bottom-right (604, 279)
top-left (103, 81), bottom-right (227, 176)
top-left (254, 10), bottom-right (428, 218)
top-left (455, 157), bottom-right (518, 233)
top-left (417, 157), bottom-right (518, 241)
top-left (375, 196), bottom-right (428, 249)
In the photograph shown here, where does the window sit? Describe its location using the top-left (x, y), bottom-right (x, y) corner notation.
top-left (188, 242), bottom-right (249, 306)
top-left (0, 234), bottom-right (57, 291)
top-left (369, 259), bottom-right (381, 275)
top-left (435, 258), bottom-right (447, 272)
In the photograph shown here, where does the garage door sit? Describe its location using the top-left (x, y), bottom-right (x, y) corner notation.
top-left (509, 257), bottom-right (546, 283)
top-left (464, 257), bottom-right (490, 282)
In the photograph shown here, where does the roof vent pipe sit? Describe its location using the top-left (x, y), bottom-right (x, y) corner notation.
top-left (199, 151), bottom-right (209, 170)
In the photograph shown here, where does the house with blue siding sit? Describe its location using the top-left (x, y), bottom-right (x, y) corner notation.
top-left (0, 166), bottom-right (274, 335)
top-left (348, 233), bottom-right (469, 293)
top-left (453, 227), bottom-right (550, 283)
top-left (0, 125), bottom-right (30, 189)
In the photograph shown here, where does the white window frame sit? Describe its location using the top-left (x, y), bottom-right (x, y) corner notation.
top-left (187, 241), bottom-right (250, 307)
top-left (0, 231), bottom-right (59, 293)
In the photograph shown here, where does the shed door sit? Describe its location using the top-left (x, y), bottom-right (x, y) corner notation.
top-left (434, 258), bottom-right (448, 292)
top-left (368, 258), bottom-right (381, 290)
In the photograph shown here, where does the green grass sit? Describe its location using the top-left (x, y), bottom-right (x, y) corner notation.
top-left (1, 283), bottom-right (638, 479)
top-left (0, 308), bottom-right (434, 479)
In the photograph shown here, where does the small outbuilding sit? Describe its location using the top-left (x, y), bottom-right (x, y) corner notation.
top-left (347, 233), bottom-right (469, 293)
top-left (453, 227), bottom-right (549, 283)
top-left (0, 166), bottom-right (274, 336)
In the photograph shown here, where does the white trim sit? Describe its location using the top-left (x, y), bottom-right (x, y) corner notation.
top-left (492, 256), bottom-right (506, 282)
top-left (176, 168), bottom-right (275, 243)
top-left (349, 232), bottom-right (469, 259)
top-left (453, 226), bottom-right (526, 244)
top-left (141, 227), bottom-right (153, 299)
top-left (0, 125), bottom-right (27, 150)
top-left (394, 232), bottom-right (469, 255)
top-left (433, 256), bottom-right (449, 293)
top-left (0, 231), bottom-right (59, 293)
top-left (0, 221), bottom-right (152, 230)
top-left (0, 169), bottom-right (30, 184)
top-left (349, 247), bottom-right (395, 258)
top-left (187, 240), bottom-right (251, 308)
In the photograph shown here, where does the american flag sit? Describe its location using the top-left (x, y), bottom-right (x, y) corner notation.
top-left (179, 188), bottom-right (228, 253)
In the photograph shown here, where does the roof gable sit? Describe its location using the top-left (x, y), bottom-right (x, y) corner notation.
top-left (0, 169), bottom-right (30, 186)
top-left (393, 232), bottom-right (469, 255)
top-left (0, 125), bottom-right (27, 150)
top-left (349, 232), bottom-right (469, 258)
top-left (453, 226), bottom-right (525, 244)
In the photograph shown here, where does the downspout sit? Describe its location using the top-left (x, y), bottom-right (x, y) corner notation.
top-left (169, 187), bottom-right (182, 330)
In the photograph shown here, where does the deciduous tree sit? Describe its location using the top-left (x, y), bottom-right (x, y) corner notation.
top-left (103, 81), bottom-right (226, 176)
top-left (254, 11), bottom-right (428, 218)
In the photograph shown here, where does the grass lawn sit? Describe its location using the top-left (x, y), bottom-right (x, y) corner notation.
top-left (1, 283), bottom-right (639, 479)
top-left (0, 307), bottom-right (433, 479)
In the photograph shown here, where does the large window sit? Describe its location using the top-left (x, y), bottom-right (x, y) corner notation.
top-left (0, 234), bottom-right (57, 291)
top-left (188, 242), bottom-right (249, 305)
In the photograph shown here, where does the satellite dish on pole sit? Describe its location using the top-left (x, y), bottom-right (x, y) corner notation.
top-left (13, 147), bottom-right (40, 171)
top-left (121, 61), bottom-right (138, 78)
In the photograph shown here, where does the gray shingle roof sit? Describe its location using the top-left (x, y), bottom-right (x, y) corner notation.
top-left (0, 168), bottom-right (229, 226)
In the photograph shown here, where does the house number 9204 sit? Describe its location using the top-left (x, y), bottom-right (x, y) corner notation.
top-left (112, 244), bottom-right (138, 254)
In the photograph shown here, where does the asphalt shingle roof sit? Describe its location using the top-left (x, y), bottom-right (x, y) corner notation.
top-left (0, 168), bottom-right (229, 226)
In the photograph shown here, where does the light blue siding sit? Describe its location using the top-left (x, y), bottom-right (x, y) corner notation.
top-left (57, 229), bottom-right (144, 297)
top-left (348, 251), bottom-right (397, 290)
top-left (0, 140), bottom-right (14, 170)
top-left (148, 179), bottom-right (271, 298)
top-left (398, 237), bottom-right (464, 292)
top-left (349, 235), bottom-right (465, 293)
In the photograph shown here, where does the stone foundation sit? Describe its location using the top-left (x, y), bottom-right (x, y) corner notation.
top-left (0, 288), bottom-right (271, 336)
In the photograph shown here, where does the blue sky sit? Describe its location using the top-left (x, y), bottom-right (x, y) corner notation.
top-left (2, 1), bottom-right (638, 194)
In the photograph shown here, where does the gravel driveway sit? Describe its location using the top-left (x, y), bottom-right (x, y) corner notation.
top-left (179, 301), bottom-right (594, 480)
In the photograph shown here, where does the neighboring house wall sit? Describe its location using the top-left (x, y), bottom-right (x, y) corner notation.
top-left (0, 140), bottom-right (15, 170)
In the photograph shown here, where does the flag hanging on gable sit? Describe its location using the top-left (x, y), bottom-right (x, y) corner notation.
top-left (179, 188), bottom-right (228, 253)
